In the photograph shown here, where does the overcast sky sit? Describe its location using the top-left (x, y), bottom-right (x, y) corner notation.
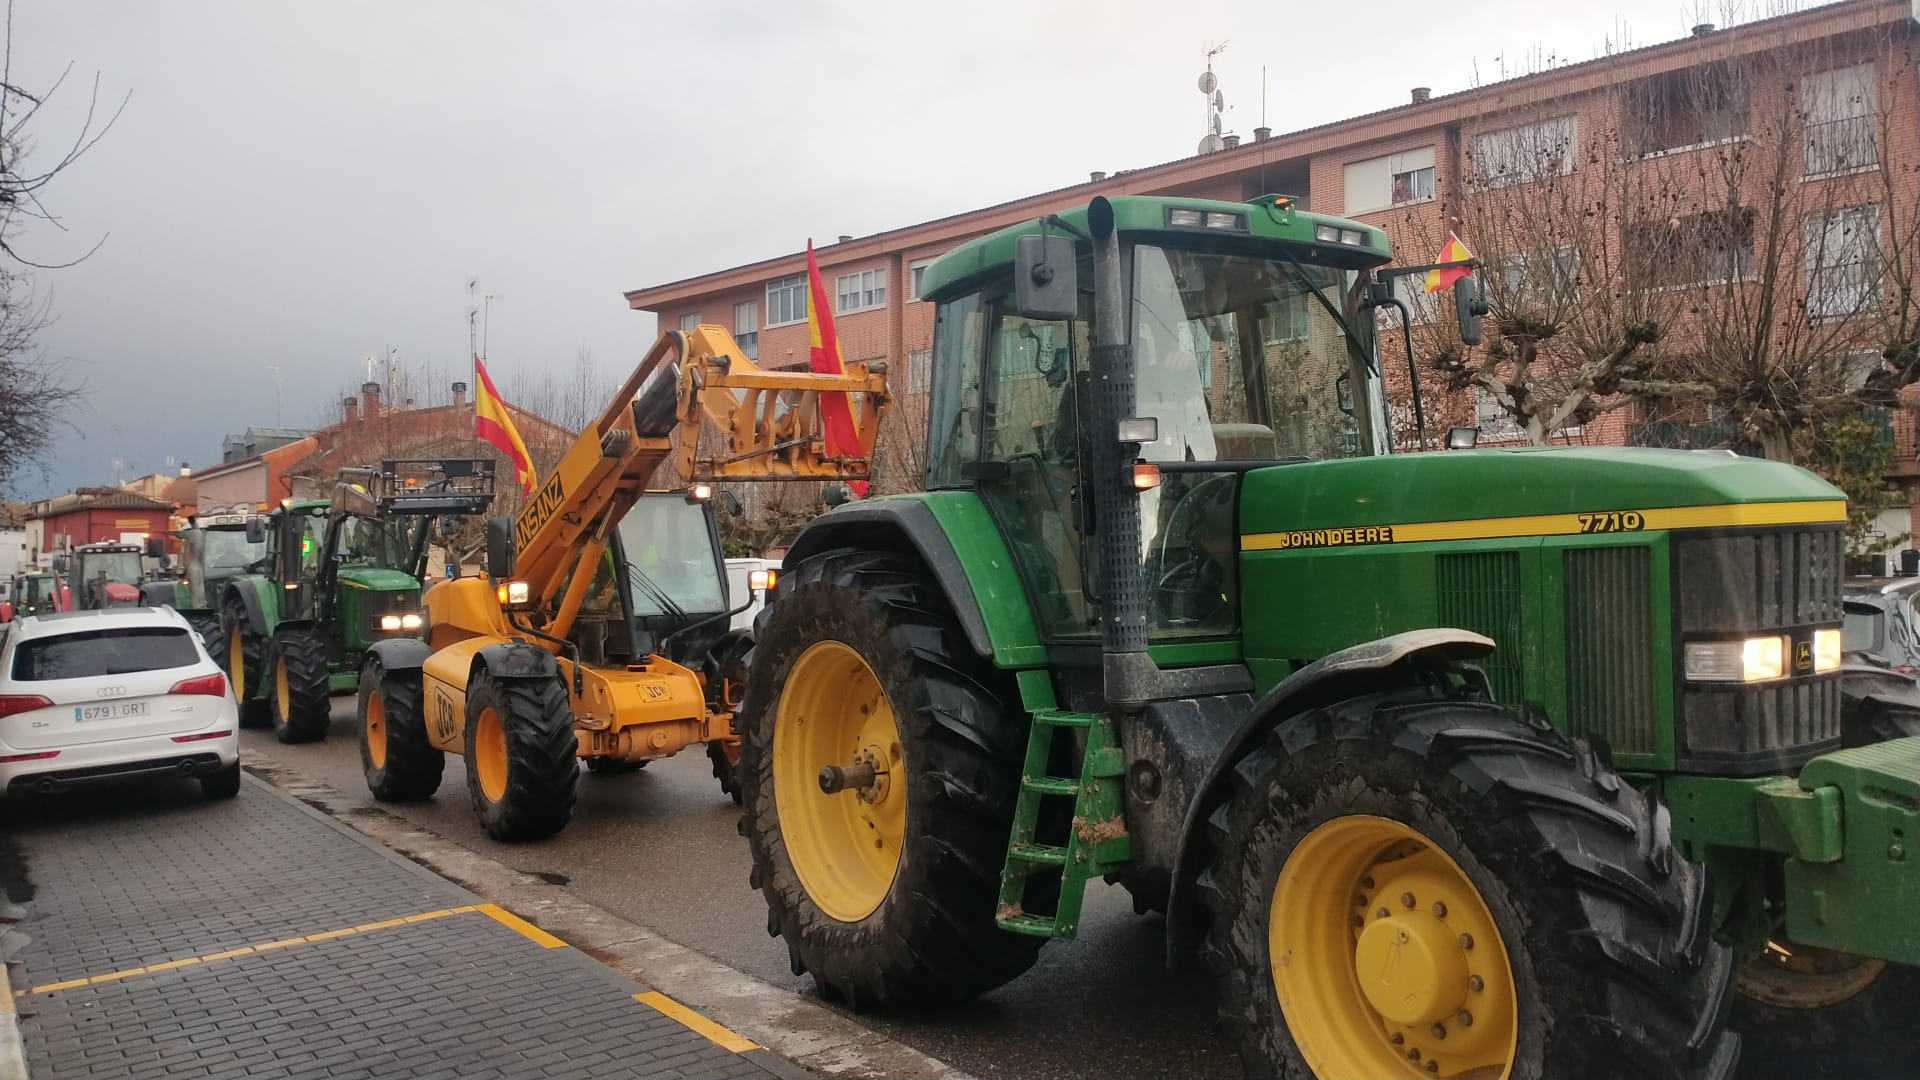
top-left (8, 0), bottom-right (1746, 496)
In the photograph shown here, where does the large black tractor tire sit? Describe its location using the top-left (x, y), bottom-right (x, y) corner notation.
top-left (1731, 948), bottom-right (1920, 1079)
top-left (221, 600), bottom-right (270, 729)
top-left (462, 671), bottom-right (578, 842)
top-left (267, 630), bottom-right (333, 744)
top-left (1197, 689), bottom-right (1739, 1080)
top-left (738, 548), bottom-right (1044, 1009)
top-left (707, 740), bottom-right (741, 803)
top-left (358, 657), bottom-right (444, 801)
top-left (185, 611), bottom-right (223, 657)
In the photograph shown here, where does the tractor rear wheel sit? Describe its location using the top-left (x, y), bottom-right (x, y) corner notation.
top-left (739, 548), bottom-right (1040, 1008)
top-left (185, 611), bottom-right (222, 657)
top-left (221, 600), bottom-right (270, 728)
top-left (1198, 690), bottom-right (1738, 1080)
top-left (462, 670), bottom-right (578, 842)
top-left (268, 630), bottom-right (333, 744)
top-left (1732, 944), bottom-right (1919, 1079)
top-left (359, 657), bottom-right (443, 801)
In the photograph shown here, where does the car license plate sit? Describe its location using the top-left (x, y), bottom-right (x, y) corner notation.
top-left (75, 701), bottom-right (150, 722)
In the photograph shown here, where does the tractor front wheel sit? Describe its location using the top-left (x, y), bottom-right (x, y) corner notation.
top-left (359, 657), bottom-right (443, 801)
top-left (1732, 944), bottom-right (1919, 1079)
top-left (221, 601), bottom-right (269, 729)
top-left (1198, 691), bottom-right (1739, 1080)
top-left (462, 671), bottom-right (578, 842)
top-left (739, 549), bottom-right (1040, 1008)
top-left (267, 630), bottom-right (333, 744)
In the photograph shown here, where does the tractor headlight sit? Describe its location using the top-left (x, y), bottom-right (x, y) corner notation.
top-left (1684, 635), bottom-right (1787, 682)
top-left (748, 569), bottom-right (776, 592)
top-left (379, 614), bottom-right (402, 631)
top-left (495, 580), bottom-right (531, 607)
top-left (400, 613), bottom-right (423, 631)
top-left (1812, 627), bottom-right (1842, 673)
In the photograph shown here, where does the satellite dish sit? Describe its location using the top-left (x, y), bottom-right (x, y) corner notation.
top-left (1212, 89), bottom-right (1225, 110)
top-left (1197, 71), bottom-right (1218, 94)
top-left (1210, 113), bottom-right (1223, 135)
top-left (1198, 133), bottom-right (1226, 154)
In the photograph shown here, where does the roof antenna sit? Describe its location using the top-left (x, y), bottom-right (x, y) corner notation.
top-left (1197, 41), bottom-right (1229, 156)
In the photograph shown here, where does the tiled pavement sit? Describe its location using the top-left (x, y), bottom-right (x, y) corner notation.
top-left (0, 774), bottom-right (807, 1080)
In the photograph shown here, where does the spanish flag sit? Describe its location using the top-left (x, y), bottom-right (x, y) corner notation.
top-left (805, 240), bottom-right (867, 497)
top-left (473, 358), bottom-right (537, 496)
top-left (1424, 232), bottom-right (1477, 293)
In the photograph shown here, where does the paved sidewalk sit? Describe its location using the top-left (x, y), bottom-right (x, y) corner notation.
top-left (0, 773), bottom-right (808, 1080)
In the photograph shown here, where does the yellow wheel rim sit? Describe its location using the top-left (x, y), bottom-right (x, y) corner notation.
top-left (365, 689), bottom-right (388, 769)
top-left (1270, 815), bottom-right (1518, 1079)
top-left (772, 640), bottom-right (904, 923)
top-left (474, 705), bottom-right (508, 803)
top-left (275, 655), bottom-right (290, 719)
top-left (229, 627), bottom-right (246, 700)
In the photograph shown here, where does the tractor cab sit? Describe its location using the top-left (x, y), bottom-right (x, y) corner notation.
top-left (180, 511), bottom-right (268, 611)
top-left (65, 541), bottom-right (160, 611)
top-left (5, 572), bottom-right (66, 620)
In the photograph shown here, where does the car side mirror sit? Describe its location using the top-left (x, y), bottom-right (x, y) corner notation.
top-left (245, 516), bottom-right (268, 545)
top-left (1455, 275), bottom-right (1489, 347)
top-left (1013, 233), bottom-right (1078, 321)
top-left (485, 515), bottom-right (516, 580)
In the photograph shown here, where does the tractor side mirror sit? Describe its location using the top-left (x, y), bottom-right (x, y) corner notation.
top-left (1455, 275), bottom-right (1490, 347)
top-left (717, 490), bottom-right (743, 517)
top-left (485, 515), bottom-right (516, 580)
top-left (144, 536), bottom-right (166, 558)
top-left (1013, 234), bottom-right (1078, 321)
top-left (245, 516), bottom-right (268, 545)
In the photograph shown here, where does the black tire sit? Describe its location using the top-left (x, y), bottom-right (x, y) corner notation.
top-left (221, 599), bottom-right (270, 728)
top-left (201, 761), bottom-right (241, 800)
top-left (359, 657), bottom-right (443, 801)
top-left (267, 630), bottom-right (333, 744)
top-left (739, 548), bottom-right (1043, 1008)
top-left (585, 757), bottom-right (646, 774)
top-left (1197, 689), bottom-right (1739, 1080)
top-left (707, 739), bottom-right (741, 803)
top-left (1731, 949), bottom-right (1919, 1079)
top-left (186, 611), bottom-right (223, 657)
top-left (462, 670), bottom-right (578, 842)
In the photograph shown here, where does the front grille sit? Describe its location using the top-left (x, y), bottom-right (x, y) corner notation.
top-left (1673, 526), bottom-right (1843, 773)
top-left (360, 588), bottom-right (422, 637)
top-left (1435, 551), bottom-right (1525, 704)
top-left (1563, 546), bottom-right (1658, 756)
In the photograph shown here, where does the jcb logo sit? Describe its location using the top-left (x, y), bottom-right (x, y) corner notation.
top-left (1795, 641), bottom-right (1813, 671)
top-left (432, 690), bottom-right (459, 742)
top-left (643, 683), bottom-right (669, 702)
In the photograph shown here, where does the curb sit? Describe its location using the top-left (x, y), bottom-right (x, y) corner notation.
top-left (0, 957), bottom-right (27, 1080)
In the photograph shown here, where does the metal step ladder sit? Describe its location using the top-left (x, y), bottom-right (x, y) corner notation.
top-left (994, 707), bottom-right (1131, 940)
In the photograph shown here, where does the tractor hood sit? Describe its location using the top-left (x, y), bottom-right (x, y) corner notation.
top-left (335, 567), bottom-right (420, 591)
top-left (1239, 447), bottom-right (1843, 537)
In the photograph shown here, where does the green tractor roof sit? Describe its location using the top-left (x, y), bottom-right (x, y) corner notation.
top-left (919, 194), bottom-right (1393, 302)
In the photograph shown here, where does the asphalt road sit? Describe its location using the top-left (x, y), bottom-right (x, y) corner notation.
top-left (241, 695), bottom-right (1239, 1080)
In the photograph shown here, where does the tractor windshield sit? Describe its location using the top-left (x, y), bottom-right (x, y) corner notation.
top-left (82, 552), bottom-right (142, 585)
top-left (339, 515), bottom-right (416, 571)
top-left (22, 575), bottom-right (54, 604)
top-left (614, 496), bottom-right (728, 617)
top-left (1131, 244), bottom-right (1372, 465)
top-left (198, 529), bottom-right (263, 577)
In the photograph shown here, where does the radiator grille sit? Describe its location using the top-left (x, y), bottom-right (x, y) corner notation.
top-left (1563, 546), bottom-right (1658, 755)
top-left (1436, 552), bottom-right (1525, 704)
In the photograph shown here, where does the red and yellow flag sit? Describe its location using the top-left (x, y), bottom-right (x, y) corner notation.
top-left (473, 358), bottom-right (537, 495)
top-left (805, 240), bottom-right (867, 497)
top-left (1424, 232), bottom-right (1477, 292)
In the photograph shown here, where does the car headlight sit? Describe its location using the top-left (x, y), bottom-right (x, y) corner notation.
top-left (1684, 635), bottom-right (1787, 682)
top-left (1811, 627), bottom-right (1842, 673)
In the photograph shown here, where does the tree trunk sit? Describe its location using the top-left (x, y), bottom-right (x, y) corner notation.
top-left (1757, 426), bottom-right (1794, 461)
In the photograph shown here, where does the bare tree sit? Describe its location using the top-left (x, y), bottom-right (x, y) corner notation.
top-left (0, 269), bottom-right (80, 491)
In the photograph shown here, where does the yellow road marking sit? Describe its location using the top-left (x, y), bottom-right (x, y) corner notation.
top-left (16, 904), bottom-right (481, 996)
top-left (1241, 499), bottom-right (1845, 551)
top-left (635, 991), bottom-right (759, 1052)
top-left (477, 903), bottom-right (566, 948)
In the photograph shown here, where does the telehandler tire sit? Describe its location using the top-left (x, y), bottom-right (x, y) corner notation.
top-left (707, 739), bottom-right (741, 804)
top-left (1197, 689), bottom-right (1739, 1080)
top-left (359, 657), bottom-right (443, 801)
top-left (221, 600), bottom-right (270, 729)
top-left (462, 671), bottom-right (577, 842)
top-left (1732, 947), bottom-right (1919, 1079)
top-left (739, 548), bottom-right (1043, 1008)
top-left (267, 630), bottom-right (333, 744)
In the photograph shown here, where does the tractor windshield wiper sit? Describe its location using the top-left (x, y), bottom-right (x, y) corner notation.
top-left (1279, 252), bottom-right (1377, 377)
top-left (626, 564), bottom-right (686, 622)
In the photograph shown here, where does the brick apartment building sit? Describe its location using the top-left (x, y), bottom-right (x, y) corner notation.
top-left (626, 0), bottom-right (1920, 544)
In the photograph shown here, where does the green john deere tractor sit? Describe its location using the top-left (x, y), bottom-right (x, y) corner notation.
top-left (144, 507), bottom-right (268, 651)
top-left (221, 459), bottom-right (494, 744)
top-left (737, 195), bottom-right (1917, 1079)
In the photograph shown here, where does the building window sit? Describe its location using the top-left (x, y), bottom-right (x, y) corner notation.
top-left (1475, 385), bottom-right (1525, 442)
top-left (836, 268), bottom-right (887, 314)
top-left (734, 300), bottom-right (760, 360)
top-left (908, 348), bottom-right (931, 393)
top-left (909, 259), bottom-right (934, 301)
top-left (1802, 63), bottom-right (1877, 176)
top-left (1470, 116), bottom-right (1577, 188)
top-left (1805, 205), bottom-right (1880, 318)
top-left (1343, 147), bottom-right (1436, 215)
top-left (1624, 62), bottom-right (1748, 155)
top-left (1497, 246), bottom-right (1581, 301)
top-left (678, 312), bottom-right (702, 332)
top-left (1626, 208), bottom-right (1754, 288)
top-left (766, 273), bottom-right (807, 326)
